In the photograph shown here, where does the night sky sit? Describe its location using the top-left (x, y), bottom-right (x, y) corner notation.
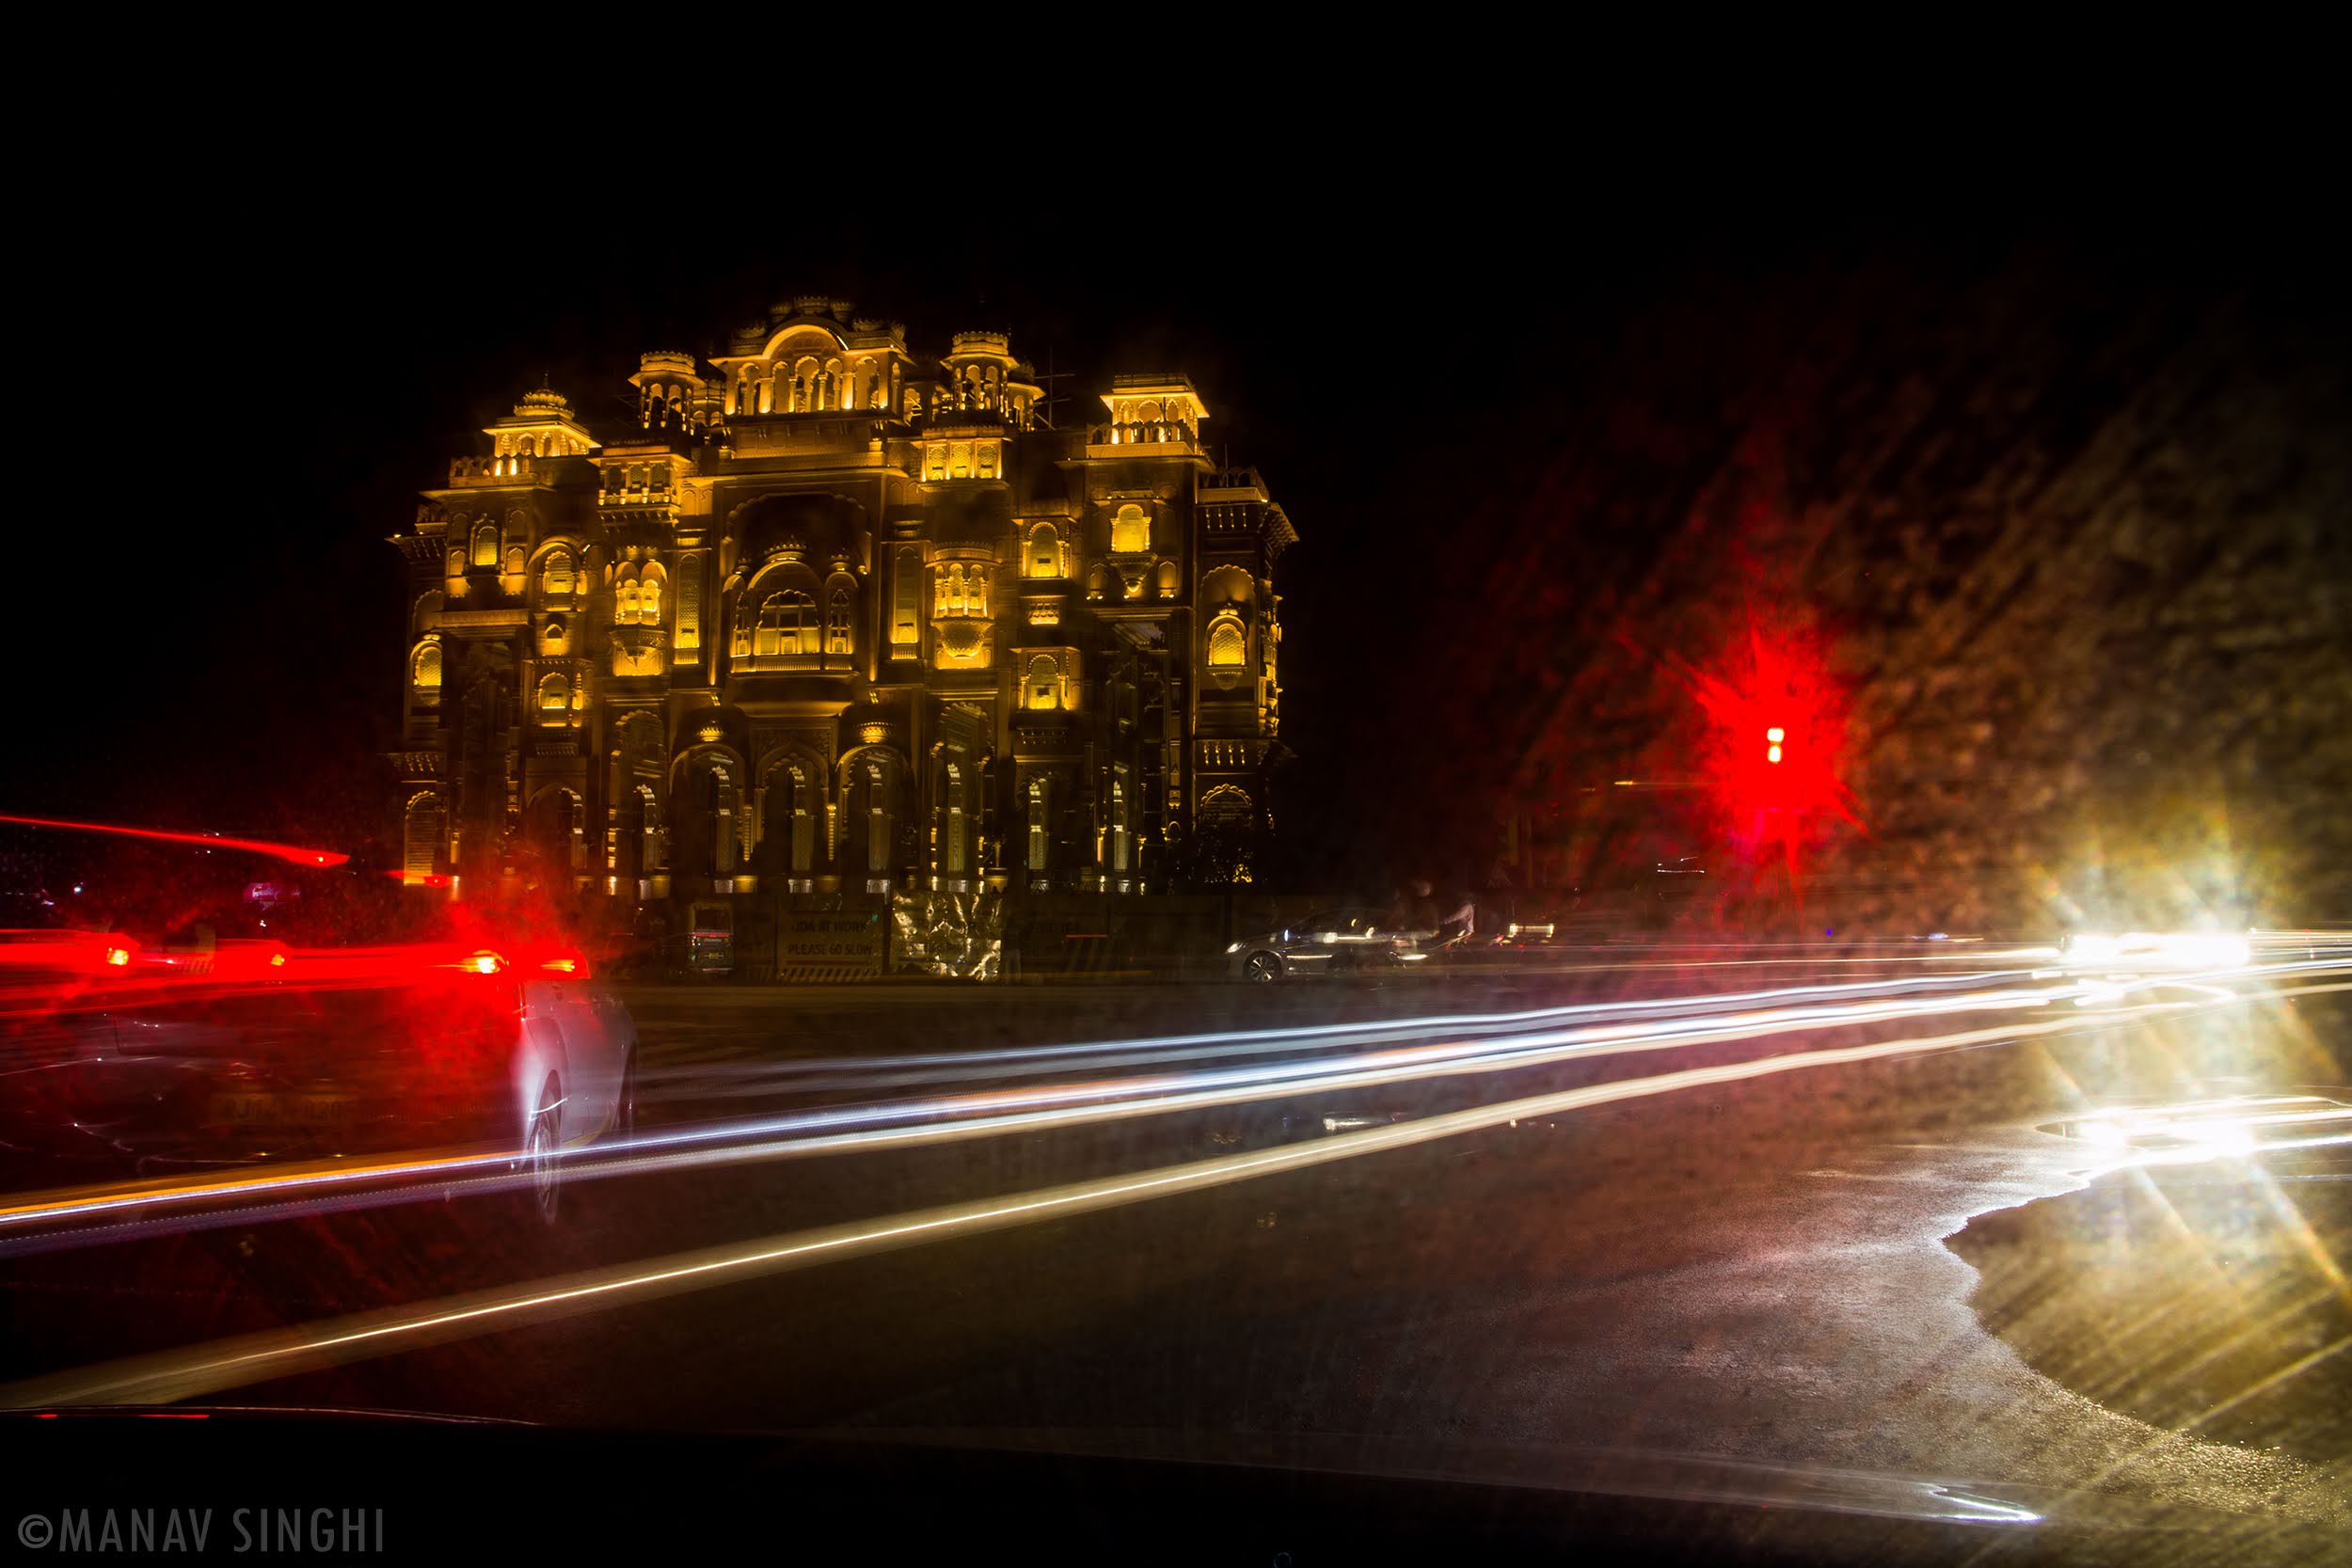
top-left (23, 170), bottom-right (2348, 913)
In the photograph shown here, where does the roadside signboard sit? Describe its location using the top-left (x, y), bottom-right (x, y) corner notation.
top-left (776, 902), bottom-right (886, 980)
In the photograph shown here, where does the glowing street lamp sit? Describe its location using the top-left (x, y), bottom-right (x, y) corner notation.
top-left (1765, 726), bottom-right (1785, 765)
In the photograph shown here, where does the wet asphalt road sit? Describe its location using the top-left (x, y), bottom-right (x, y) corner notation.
top-left (2, 959), bottom-right (2346, 1561)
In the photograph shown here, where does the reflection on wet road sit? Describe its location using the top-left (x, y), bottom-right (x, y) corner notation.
top-left (3, 939), bottom-right (2349, 1555)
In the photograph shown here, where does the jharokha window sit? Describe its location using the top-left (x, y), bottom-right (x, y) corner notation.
top-left (613, 562), bottom-right (663, 625)
top-left (1207, 613), bottom-right (1247, 668)
top-left (756, 592), bottom-right (816, 657)
top-left (410, 642), bottom-right (441, 704)
top-left (892, 550), bottom-right (921, 647)
top-left (1025, 523), bottom-right (1063, 579)
top-left (1111, 504), bottom-right (1150, 554)
top-left (936, 564), bottom-right (987, 618)
top-left (1026, 655), bottom-right (1062, 711)
top-left (536, 673), bottom-right (571, 722)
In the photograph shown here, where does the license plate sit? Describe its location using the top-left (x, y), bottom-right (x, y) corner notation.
top-left (208, 1091), bottom-right (359, 1127)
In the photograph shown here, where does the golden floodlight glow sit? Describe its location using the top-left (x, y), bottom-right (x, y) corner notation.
top-left (401, 320), bottom-right (1292, 896)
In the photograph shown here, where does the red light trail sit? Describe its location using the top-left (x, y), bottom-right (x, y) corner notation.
top-left (0, 815), bottom-right (349, 869)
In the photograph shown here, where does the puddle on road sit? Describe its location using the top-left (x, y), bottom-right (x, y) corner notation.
top-left (1947, 1095), bottom-right (2352, 1465)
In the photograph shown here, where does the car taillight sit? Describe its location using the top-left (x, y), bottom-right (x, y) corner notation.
top-left (103, 944), bottom-right (132, 968)
top-left (445, 950), bottom-right (506, 975)
top-left (542, 955), bottom-right (587, 976)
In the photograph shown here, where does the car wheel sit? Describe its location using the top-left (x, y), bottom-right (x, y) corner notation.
top-left (524, 1076), bottom-right (562, 1226)
top-left (1244, 951), bottom-right (1282, 983)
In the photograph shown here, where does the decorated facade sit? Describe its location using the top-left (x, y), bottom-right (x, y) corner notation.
top-left (389, 296), bottom-right (1295, 904)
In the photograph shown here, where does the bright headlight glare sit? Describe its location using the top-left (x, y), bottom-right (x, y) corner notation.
top-left (2061, 931), bottom-right (2251, 971)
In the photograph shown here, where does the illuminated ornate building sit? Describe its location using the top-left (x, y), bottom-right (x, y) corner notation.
top-left (390, 296), bottom-right (1295, 904)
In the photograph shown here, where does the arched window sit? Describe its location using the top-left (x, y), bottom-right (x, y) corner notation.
top-left (1200, 784), bottom-right (1252, 822)
top-left (1111, 504), bottom-right (1150, 554)
top-left (402, 792), bottom-right (448, 885)
top-left (541, 548), bottom-right (575, 597)
top-left (787, 765), bottom-right (816, 874)
top-left (756, 591), bottom-right (816, 657)
top-left (1200, 784), bottom-right (1257, 883)
top-left (693, 759), bottom-right (740, 876)
top-left (1153, 559), bottom-right (1179, 596)
top-left (639, 562), bottom-right (665, 626)
top-left (942, 763), bottom-right (967, 877)
top-left (862, 760), bottom-right (888, 876)
top-left (826, 578), bottom-right (853, 655)
top-left (1108, 778), bottom-right (1131, 873)
top-left (1207, 614), bottom-right (1247, 668)
top-left (759, 758), bottom-right (819, 879)
top-left (1026, 778), bottom-right (1048, 871)
top-left (410, 641), bottom-right (442, 701)
top-left (617, 578), bottom-right (641, 623)
top-left (1025, 523), bottom-right (1061, 579)
top-left (892, 548), bottom-right (920, 646)
top-left (536, 673), bottom-right (571, 721)
top-left (1026, 655), bottom-right (1061, 711)
top-left (470, 523), bottom-right (499, 568)
top-left (675, 556), bottom-right (702, 649)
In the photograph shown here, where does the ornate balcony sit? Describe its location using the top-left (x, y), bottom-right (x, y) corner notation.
top-left (448, 454), bottom-right (552, 486)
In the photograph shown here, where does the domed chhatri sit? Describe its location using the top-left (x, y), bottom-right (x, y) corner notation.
top-left (392, 298), bottom-right (1296, 904)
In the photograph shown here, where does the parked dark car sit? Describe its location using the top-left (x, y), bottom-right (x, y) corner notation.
top-left (1225, 909), bottom-right (1420, 982)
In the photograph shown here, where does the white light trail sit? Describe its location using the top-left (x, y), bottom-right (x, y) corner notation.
top-left (0, 990), bottom-right (2303, 1412)
top-left (0, 970), bottom-right (2118, 1245)
top-left (4, 960), bottom-right (2344, 1259)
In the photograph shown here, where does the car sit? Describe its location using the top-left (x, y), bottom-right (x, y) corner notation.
top-left (0, 819), bottom-right (638, 1223)
top-left (1224, 908), bottom-right (1419, 982)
